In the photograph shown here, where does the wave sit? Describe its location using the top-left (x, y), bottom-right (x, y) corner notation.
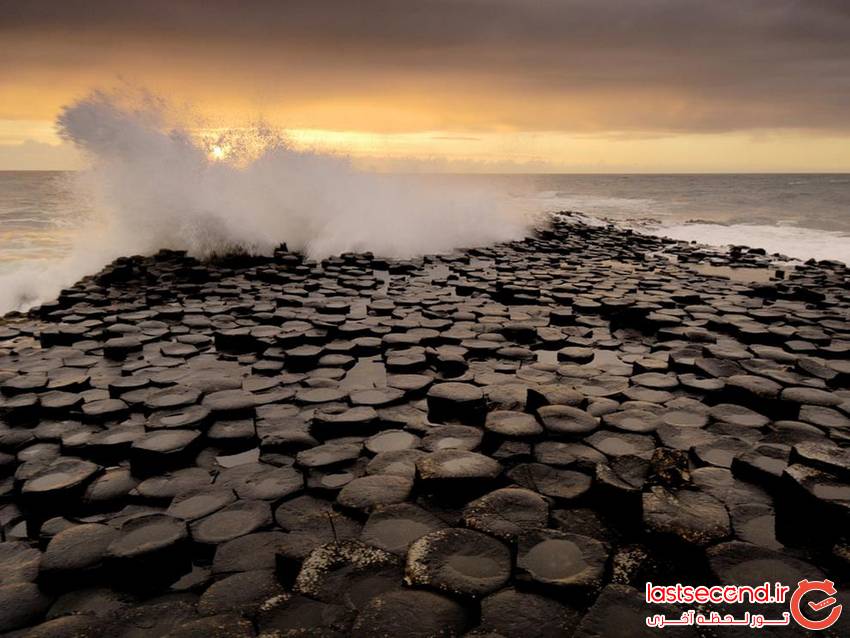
top-left (0, 90), bottom-right (530, 314)
top-left (646, 222), bottom-right (850, 264)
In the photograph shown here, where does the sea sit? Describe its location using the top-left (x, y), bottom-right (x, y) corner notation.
top-left (0, 171), bottom-right (849, 314)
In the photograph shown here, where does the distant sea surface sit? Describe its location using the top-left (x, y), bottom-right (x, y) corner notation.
top-left (487, 173), bottom-right (850, 264)
top-left (1, 171), bottom-right (849, 278)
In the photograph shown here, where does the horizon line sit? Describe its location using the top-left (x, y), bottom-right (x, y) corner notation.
top-left (2, 169), bottom-right (850, 176)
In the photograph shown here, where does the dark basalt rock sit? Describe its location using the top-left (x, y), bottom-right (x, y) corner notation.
top-left (367, 449), bottom-right (427, 479)
top-left (421, 424), bottom-right (482, 452)
top-left (0, 541), bottom-right (42, 586)
top-left (130, 430), bottom-right (201, 476)
top-left (405, 528), bottom-right (511, 599)
top-left (692, 436), bottom-right (754, 469)
top-left (386, 373), bottom-right (433, 397)
top-left (461, 487), bottom-right (549, 542)
top-left (0, 582), bottom-right (54, 633)
top-left (19, 613), bottom-right (105, 638)
top-left (516, 529), bottom-right (608, 598)
top-left (212, 530), bottom-right (287, 574)
top-left (534, 441), bottom-right (606, 470)
top-left (297, 442), bottom-right (362, 469)
top-left (336, 474), bottom-right (414, 512)
top-left (135, 467), bottom-right (212, 501)
top-left (256, 592), bottom-right (354, 637)
top-left (105, 513), bottom-right (191, 588)
top-left (349, 388), bottom-right (405, 408)
top-left (648, 447), bottom-right (691, 489)
top-left (364, 429), bottom-right (420, 454)
top-left (537, 405), bottom-right (599, 435)
top-left (2, 218), bottom-right (850, 635)
top-left (190, 500), bottom-right (272, 546)
top-left (103, 337), bottom-right (143, 360)
top-left (163, 614), bottom-right (255, 638)
top-left (478, 588), bottom-right (581, 638)
top-left (312, 407), bottom-right (380, 439)
top-left (101, 598), bottom-right (198, 637)
top-left (526, 385), bottom-right (584, 412)
top-left (22, 458), bottom-right (102, 513)
top-left (707, 540), bottom-right (825, 586)
top-left (658, 408), bottom-right (709, 428)
top-left (709, 403), bottom-right (770, 428)
top-left (296, 387), bottom-right (349, 405)
top-left (602, 409), bottom-right (660, 433)
top-left (201, 389), bottom-right (257, 416)
top-left (81, 398), bottom-right (129, 423)
top-left (215, 463), bottom-right (302, 501)
top-left (574, 584), bottom-right (698, 638)
top-left (415, 450), bottom-right (501, 499)
top-left (790, 440), bottom-right (850, 479)
top-left (351, 589), bottom-right (469, 638)
top-left (294, 540), bottom-right (400, 607)
top-left (484, 410), bottom-right (543, 438)
top-left (508, 463), bottom-right (592, 502)
top-left (197, 569), bottom-right (284, 616)
top-left (167, 488), bottom-right (237, 522)
top-left (426, 383), bottom-right (486, 425)
top-left (39, 523), bottom-right (119, 586)
top-left (585, 431), bottom-right (656, 458)
top-left (778, 463), bottom-right (850, 544)
top-left (360, 503), bottom-right (447, 556)
top-left (642, 487), bottom-right (731, 547)
top-left (731, 443), bottom-right (789, 488)
top-left (143, 386), bottom-right (202, 412)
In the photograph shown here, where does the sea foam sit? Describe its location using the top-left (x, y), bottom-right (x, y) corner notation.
top-left (0, 90), bottom-right (529, 313)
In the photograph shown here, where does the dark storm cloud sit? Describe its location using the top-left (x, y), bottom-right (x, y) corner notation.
top-left (2, 0), bottom-right (850, 132)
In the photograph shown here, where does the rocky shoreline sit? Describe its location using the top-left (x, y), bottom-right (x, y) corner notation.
top-left (0, 214), bottom-right (848, 637)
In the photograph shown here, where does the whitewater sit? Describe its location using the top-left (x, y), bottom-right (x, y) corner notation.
top-left (0, 91), bottom-right (530, 313)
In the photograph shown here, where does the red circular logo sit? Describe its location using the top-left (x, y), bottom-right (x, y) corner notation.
top-left (790, 579), bottom-right (842, 631)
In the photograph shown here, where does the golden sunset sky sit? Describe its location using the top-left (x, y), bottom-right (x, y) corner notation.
top-left (2, 0), bottom-right (850, 172)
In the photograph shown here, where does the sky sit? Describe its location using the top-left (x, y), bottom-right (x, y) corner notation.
top-left (1, 0), bottom-right (850, 172)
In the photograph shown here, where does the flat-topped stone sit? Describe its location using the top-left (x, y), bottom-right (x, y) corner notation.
top-left (405, 528), bottom-right (511, 598)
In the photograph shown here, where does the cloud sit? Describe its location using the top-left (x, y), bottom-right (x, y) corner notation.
top-left (1, 1), bottom-right (849, 134)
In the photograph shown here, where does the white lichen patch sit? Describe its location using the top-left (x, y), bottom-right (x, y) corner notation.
top-left (293, 540), bottom-right (396, 598)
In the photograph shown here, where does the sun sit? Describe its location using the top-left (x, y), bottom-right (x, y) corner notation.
top-left (210, 145), bottom-right (225, 160)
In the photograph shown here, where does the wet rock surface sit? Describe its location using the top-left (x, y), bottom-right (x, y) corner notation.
top-left (1, 215), bottom-right (849, 634)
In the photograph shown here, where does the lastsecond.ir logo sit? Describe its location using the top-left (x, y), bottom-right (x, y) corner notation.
top-left (790, 579), bottom-right (843, 631)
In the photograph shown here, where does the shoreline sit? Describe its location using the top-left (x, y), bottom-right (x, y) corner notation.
top-left (2, 209), bottom-right (847, 322)
top-left (0, 215), bottom-right (848, 635)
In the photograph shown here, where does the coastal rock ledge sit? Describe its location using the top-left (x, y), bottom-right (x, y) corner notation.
top-left (0, 214), bottom-right (848, 637)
